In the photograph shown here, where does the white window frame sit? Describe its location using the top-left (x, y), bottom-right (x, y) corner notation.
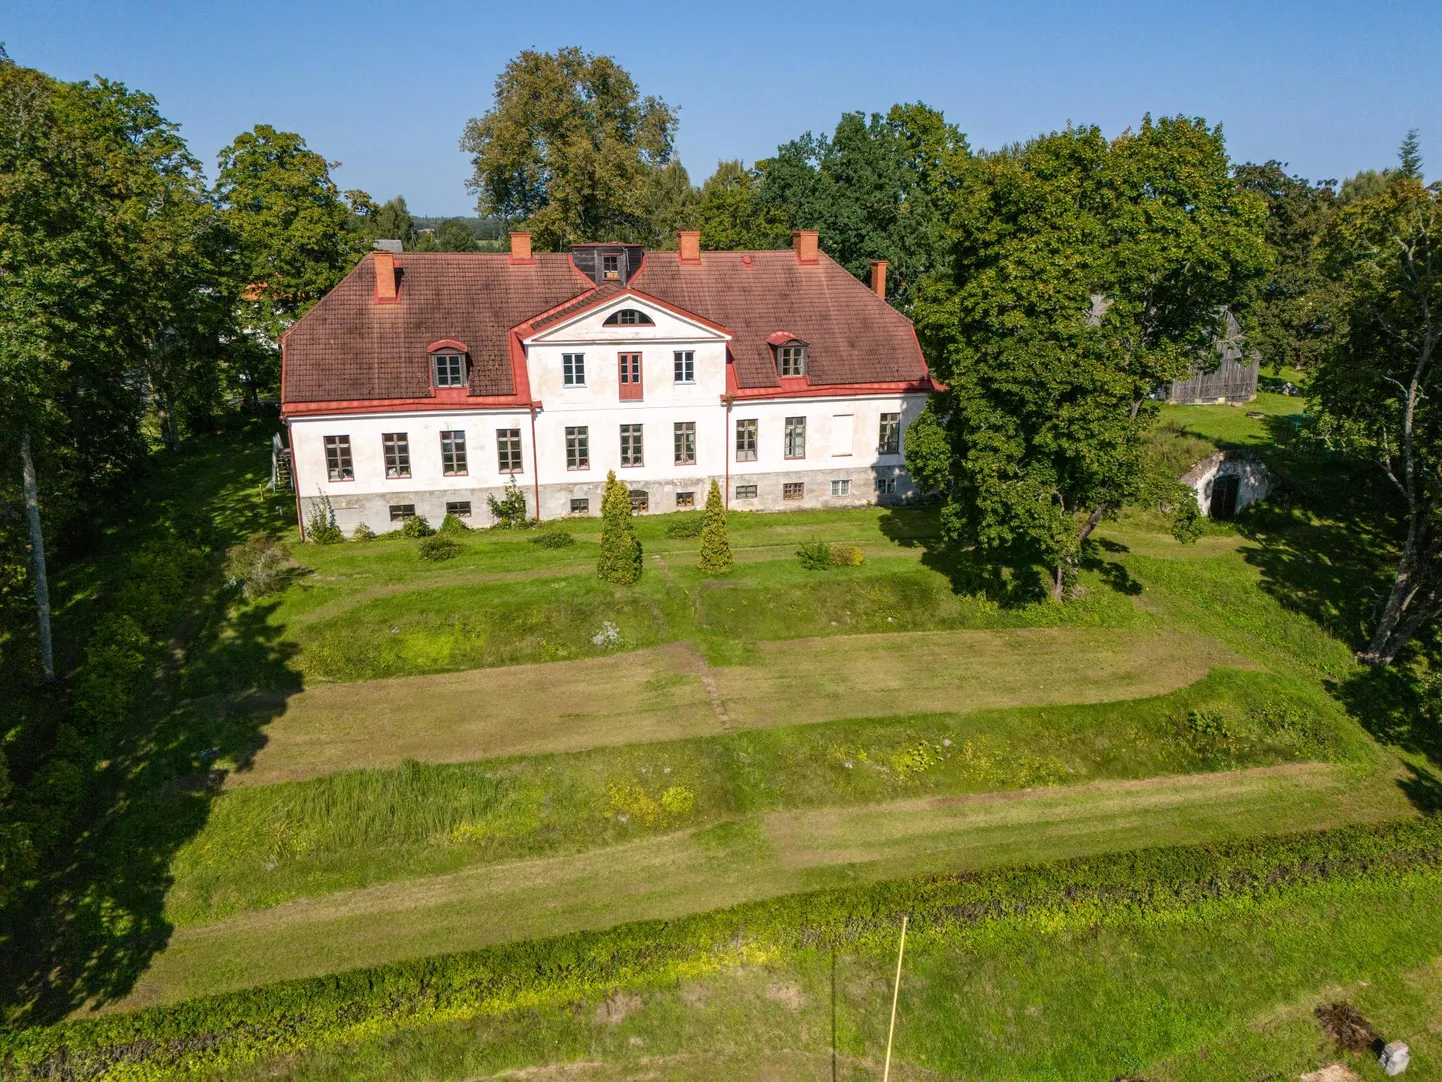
top-left (562, 353), bottom-right (586, 387)
top-left (673, 350), bottom-right (696, 384)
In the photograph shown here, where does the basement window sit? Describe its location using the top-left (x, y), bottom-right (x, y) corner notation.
top-left (389, 503), bottom-right (416, 522)
top-left (734, 484), bottom-right (757, 499)
top-left (676, 491), bottom-right (695, 508)
top-left (783, 482), bottom-right (804, 501)
top-left (446, 501), bottom-right (471, 518)
top-left (570, 497), bottom-right (590, 514)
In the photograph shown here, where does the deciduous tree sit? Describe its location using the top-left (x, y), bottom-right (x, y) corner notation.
top-left (912, 117), bottom-right (1269, 600)
top-left (462, 47), bottom-right (677, 249)
top-left (1314, 144), bottom-right (1442, 667)
top-left (696, 160), bottom-right (782, 251)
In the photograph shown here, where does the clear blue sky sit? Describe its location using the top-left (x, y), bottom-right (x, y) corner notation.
top-left (4, 0), bottom-right (1438, 216)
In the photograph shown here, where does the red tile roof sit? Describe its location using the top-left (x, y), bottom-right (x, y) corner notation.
top-left (282, 248), bottom-right (929, 407)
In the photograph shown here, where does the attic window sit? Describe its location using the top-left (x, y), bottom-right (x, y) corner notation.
top-left (602, 254), bottom-right (620, 280)
top-left (777, 343), bottom-right (807, 378)
top-left (604, 308), bottom-right (654, 326)
top-left (432, 352), bottom-right (466, 388)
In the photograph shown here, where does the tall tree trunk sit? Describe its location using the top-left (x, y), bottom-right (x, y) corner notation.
top-left (1361, 534), bottom-right (1438, 666)
top-left (1054, 505), bottom-right (1108, 603)
top-left (20, 432), bottom-right (55, 681)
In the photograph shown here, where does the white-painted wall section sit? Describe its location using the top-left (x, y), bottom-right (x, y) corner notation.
top-left (289, 294), bottom-right (927, 533)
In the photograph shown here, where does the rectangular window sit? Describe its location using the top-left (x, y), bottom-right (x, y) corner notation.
top-left (783, 482), bottom-right (805, 501)
top-left (831, 414), bottom-right (854, 457)
top-left (446, 500), bottom-right (472, 518)
top-left (778, 344), bottom-right (806, 377)
top-left (389, 503), bottom-right (416, 521)
top-left (735, 418), bottom-right (758, 462)
top-left (570, 497), bottom-right (590, 514)
top-left (382, 432), bottom-right (410, 479)
top-left (620, 423), bottom-right (644, 467)
top-left (619, 352), bottom-right (643, 400)
top-left (673, 350), bottom-right (695, 383)
top-left (674, 421), bottom-right (696, 466)
top-left (876, 476), bottom-right (897, 495)
top-left (441, 430), bottom-right (468, 476)
top-left (784, 416), bottom-right (806, 459)
top-left (629, 489), bottom-right (648, 512)
top-left (324, 435), bottom-right (354, 481)
top-left (602, 254), bottom-right (620, 280)
top-left (735, 484), bottom-right (758, 499)
top-left (831, 479), bottom-right (851, 496)
top-left (433, 353), bottom-right (465, 388)
top-left (562, 353), bottom-right (586, 387)
top-left (565, 425), bottom-right (589, 470)
top-left (496, 428), bottom-right (522, 473)
top-left (879, 412), bottom-right (901, 456)
top-left (676, 491), bottom-right (695, 508)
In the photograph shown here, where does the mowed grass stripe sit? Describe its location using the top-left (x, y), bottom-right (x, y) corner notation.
top-left (233, 627), bottom-right (1246, 786)
top-left (113, 760), bottom-right (1412, 1012)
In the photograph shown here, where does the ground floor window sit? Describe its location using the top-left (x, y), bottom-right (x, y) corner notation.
top-left (736, 418), bottom-right (757, 461)
top-left (676, 491), bottom-right (695, 508)
top-left (441, 430), bottom-right (467, 476)
top-left (324, 435), bottom-right (354, 481)
top-left (496, 428), bottom-right (522, 473)
top-left (389, 503), bottom-right (416, 521)
top-left (383, 432), bottom-right (410, 478)
top-left (570, 497), bottom-right (590, 514)
top-left (445, 500), bottom-right (471, 518)
top-left (629, 489), bottom-right (649, 512)
top-left (830, 479), bottom-right (850, 496)
top-left (566, 426), bottom-right (589, 470)
top-left (674, 421), bottom-right (696, 466)
top-left (783, 482), bottom-right (804, 500)
top-left (876, 476), bottom-right (897, 495)
top-left (735, 484), bottom-right (757, 499)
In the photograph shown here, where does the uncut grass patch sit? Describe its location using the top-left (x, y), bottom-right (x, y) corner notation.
top-left (166, 668), bottom-right (1368, 924)
top-left (295, 575), bottom-right (675, 681)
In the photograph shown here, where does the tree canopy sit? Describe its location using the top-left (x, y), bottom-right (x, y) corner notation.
top-left (910, 117), bottom-right (1270, 600)
top-left (1313, 150), bottom-right (1442, 666)
top-left (461, 47), bottom-right (678, 249)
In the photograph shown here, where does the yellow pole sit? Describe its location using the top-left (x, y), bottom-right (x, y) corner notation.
top-left (881, 914), bottom-right (908, 1082)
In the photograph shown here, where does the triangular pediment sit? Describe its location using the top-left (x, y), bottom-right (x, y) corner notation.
top-left (521, 289), bottom-right (731, 344)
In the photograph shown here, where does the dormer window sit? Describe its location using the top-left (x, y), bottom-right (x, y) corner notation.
top-left (777, 343), bottom-right (807, 378)
top-left (602, 254), bottom-right (620, 280)
top-left (604, 308), bottom-right (654, 327)
top-left (433, 352), bottom-right (466, 388)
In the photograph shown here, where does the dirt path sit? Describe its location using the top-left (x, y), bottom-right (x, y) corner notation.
top-left (114, 760), bottom-right (1412, 1012)
top-left (229, 627), bottom-right (1248, 786)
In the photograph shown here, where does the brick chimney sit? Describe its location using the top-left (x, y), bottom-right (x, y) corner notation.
top-left (374, 251), bottom-right (398, 303)
top-left (792, 230), bottom-right (819, 264)
top-left (677, 230), bottom-right (700, 264)
top-left (509, 231), bottom-right (533, 264)
top-left (870, 259), bottom-right (887, 299)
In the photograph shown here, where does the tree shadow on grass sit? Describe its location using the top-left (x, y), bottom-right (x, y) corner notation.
top-left (0, 427), bottom-right (304, 1027)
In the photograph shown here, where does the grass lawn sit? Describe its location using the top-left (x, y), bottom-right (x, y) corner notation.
top-left (210, 869), bottom-right (1442, 1082)
top-left (115, 759), bottom-right (1412, 1011)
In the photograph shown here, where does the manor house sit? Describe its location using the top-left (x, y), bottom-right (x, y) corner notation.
top-left (280, 230), bottom-right (935, 534)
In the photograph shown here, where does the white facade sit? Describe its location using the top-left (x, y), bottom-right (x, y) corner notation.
top-left (290, 294), bottom-right (926, 533)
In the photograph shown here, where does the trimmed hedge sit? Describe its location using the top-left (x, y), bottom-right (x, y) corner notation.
top-left (5, 817), bottom-right (1441, 1080)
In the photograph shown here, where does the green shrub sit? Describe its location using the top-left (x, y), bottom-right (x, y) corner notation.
top-left (797, 539), bottom-right (832, 570)
top-left (306, 495), bottom-right (343, 544)
top-left (531, 529), bottom-right (575, 549)
top-left (223, 533), bottom-right (290, 599)
top-left (10, 819), bottom-right (1442, 1080)
top-left (828, 542), bottom-right (864, 567)
top-left (487, 481), bottom-right (531, 529)
top-left (352, 522), bottom-right (376, 542)
top-left (438, 513), bottom-right (471, 535)
top-left (697, 480), bottom-right (733, 575)
top-left (401, 514), bottom-right (435, 539)
top-left (664, 513), bottom-right (703, 539)
top-left (598, 471), bottom-right (642, 584)
top-left (417, 535), bottom-right (460, 562)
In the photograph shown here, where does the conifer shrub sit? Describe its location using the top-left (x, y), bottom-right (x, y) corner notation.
top-left (438, 513), bottom-right (471, 535)
top-left (400, 514), bottom-right (435, 539)
top-left (697, 479), bottom-right (732, 575)
top-left (351, 522), bottom-right (375, 542)
top-left (597, 471), bottom-right (642, 584)
top-left (417, 535), bottom-right (460, 562)
top-left (487, 480), bottom-right (531, 529)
